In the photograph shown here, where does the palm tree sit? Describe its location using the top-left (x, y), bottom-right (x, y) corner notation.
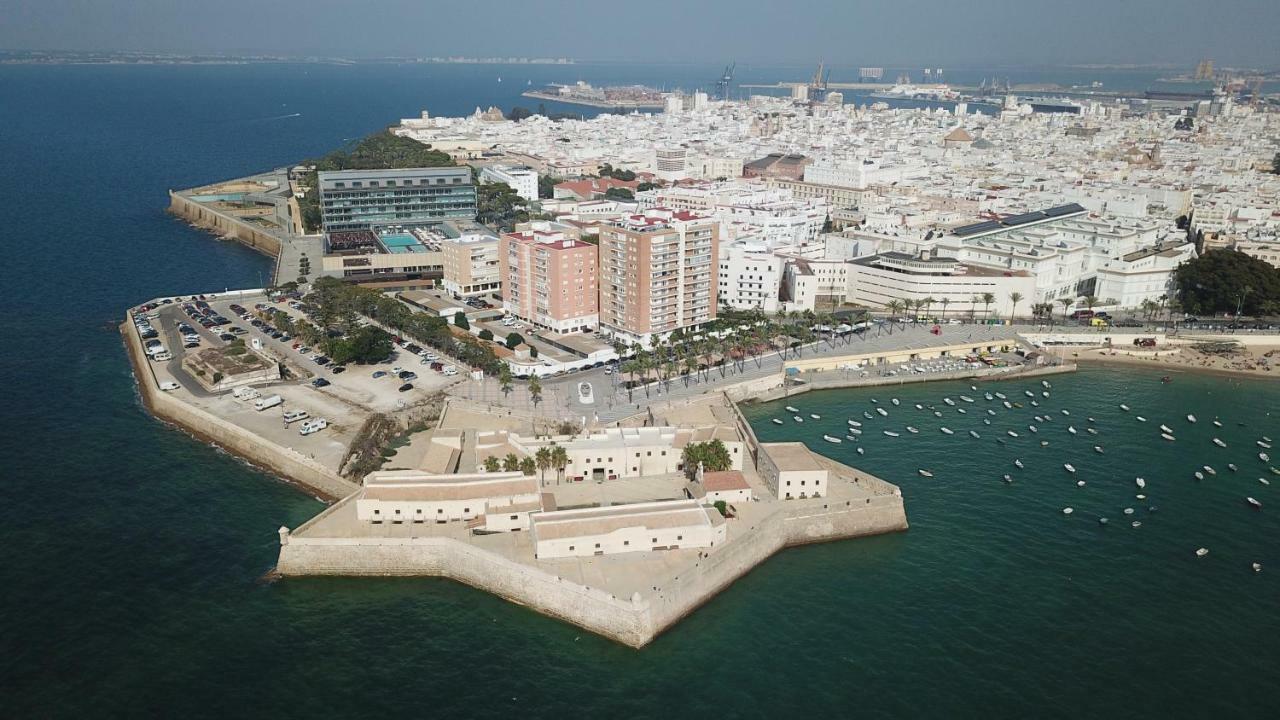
top-left (884, 300), bottom-right (903, 333)
top-left (1084, 295), bottom-right (1099, 315)
top-left (550, 444), bottom-right (569, 484)
top-left (921, 296), bottom-right (936, 322)
top-left (970, 295), bottom-right (981, 323)
top-left (620, 359), bottom-right (640, 402)
top-left (502, 452), bottom-right (520, 472)
top-left (980, 293), bottom-right (995, 324)
top-left (498, 364), bottom-right (513, 400)
top-left (528, 375), bottom-right (542, 408)
top-left (1058, 296), bottom-right (1074, 322)
top-left (518, 456), bottom-right (536, 476)
top-left (482, 456), bottom-right (501, 472)
top-left (534, 446), bottom-right (553, 483)
top-left (939, 297), bottom-right (951, 323)
top-left (1008, 292), bottom-right (1024, 324)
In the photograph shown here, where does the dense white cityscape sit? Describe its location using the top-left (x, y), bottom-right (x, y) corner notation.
top-left (388, 91), bottom-right (1277, 334)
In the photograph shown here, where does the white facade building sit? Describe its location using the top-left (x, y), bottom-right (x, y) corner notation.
top-left (531, 500), bottom-right (727, 559)
top-left (355, 471), bottom-right (542, 531)
top-left (479, 164), bottom-right (539, 202)
top-left (718, 240), bottom-right (784, 313)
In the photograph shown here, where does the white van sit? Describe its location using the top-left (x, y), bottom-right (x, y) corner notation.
top-left (299, 418), bottom-right (328, 436)
top-left (232, 386), bottom-right (261, 400)
top-left (254, 394), bottom-right (283, 411)
top-left (282, 409), bottom-right (310, 424)
top-left (442, 366), bottom-right (458, 376)
top-left (159, 381), bottom-right (181, 391)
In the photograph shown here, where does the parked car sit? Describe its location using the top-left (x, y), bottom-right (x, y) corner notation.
top-left (372, 370), bottom-right (387, 379)
top-left (331, 366), bottom-right (346, 374)
top-left (398, 383), bottom-right (414, 392)
top-left (314, 356), bottom-right (330, 366)
top-left (311, 378), bottom-right (331, 388)
top-left (398, 371), bottom-right (417, 381)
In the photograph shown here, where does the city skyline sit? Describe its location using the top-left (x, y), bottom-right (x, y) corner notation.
top-left (2, 0), bottom-right (1278, 67)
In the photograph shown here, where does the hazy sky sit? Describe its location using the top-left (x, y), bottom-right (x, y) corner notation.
top-left (3, 0), bottom-right (1277, 67)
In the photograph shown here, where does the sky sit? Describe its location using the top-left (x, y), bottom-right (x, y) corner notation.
top-left (2, 0), bottom-right (1277, 68)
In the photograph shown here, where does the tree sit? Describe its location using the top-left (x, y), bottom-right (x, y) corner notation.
top-left (713, 500), bottom-right (728, 518)
top-left (478, 328), bottom-right (493, 341)
top-left (939, 297), bottom-right (951, 322)
top-left (483, 456), bottom-right (501, 472)
top-left (1008, 292), bottom-right (1024, 323)
top-left (499, 364), bottom-right (513, 399)
top-left (502, 453), bottom-right (521, 472)
top-left (506, 332), bottom-right (525, 349)
top-left (454, 311), bottom-right (470, 330)
top-left (1173, 249), bottom-right (1280, 315)
top-left (1273, 152), bottom-right (1280, 175)
top-left (980, 293), bottom-right (995, 324)
top-left (528, 375), bottom-right (542, 407)
top-left (637, 181), bottom-right (659, 192)
top-left (604, 187), bottom-right (635, 201)
top-left (1058, 296), bottom-right (1074, 320)
top-left (534, 446), bottom-right (553, 482)
top-left (519, 456), bottom-right (536, 476)
top-left (325, 325), bottom-right (393, 365)
top-left (680, 440), bottom-right (732, 480)
top-left (507, 106), bottom-right (533, 121)
top-left (538, 175), bottom-right (562, 199)
top-left (551, 445), bottom-right (569, 483)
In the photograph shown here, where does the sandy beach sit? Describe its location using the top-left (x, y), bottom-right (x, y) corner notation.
top-left (1052, 343), bottom-right (1280, 380)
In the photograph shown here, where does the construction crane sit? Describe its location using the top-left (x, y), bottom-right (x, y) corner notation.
top-left (808, 61), bottom-right (830, 100)
top-left (714, 62), bottom-right (735, 101)
top-left (1194, 59), bottom-right (1215, 81)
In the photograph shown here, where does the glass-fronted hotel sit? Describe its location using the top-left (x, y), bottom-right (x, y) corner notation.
top-left (318, 167), bottom-right (476, 232)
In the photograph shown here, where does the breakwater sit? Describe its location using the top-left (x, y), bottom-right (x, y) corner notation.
top-left (168, 190), bottom-right (283, 258)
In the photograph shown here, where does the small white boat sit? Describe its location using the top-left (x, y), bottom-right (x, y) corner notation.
top-left (870, 398), bottom-right (879, 404)
top-left (1264, 436), bottom-right (1274, 443)
top-left (940, 427), bottom-right (954, 435)
top-left (1136, 416), bottom-right (1147, 422)
top-left (915, 404), bottom-right (924, 410)
top-left (1159, 424), bottom-right (1173, 434)
top-left (905, 426), bottom-right (918, 434)
top-left (933, 411), bottom-right (943, 418)
top-left (1253, 562), bottom-right (1263, 573)
top-left (1124, 508), bottom-right (1135, 515)
top-left (918, 469), bottom-right (934, 478)
top-left (1040, 441), bottom-right (1049, 447)
top-left (1262, 452), bottom-right (1272, 462)
top-left (1042, 391), bottom-right (1049, 398)
top-left (957, 408), bottom-right (967, 414)
top-left (1068, 426), bottom-right (1077, 435)
top-left (848, 419), bottom-right (862, 427)
top-left (1203, 465), bottom-right (1216, 476)
top-left (1131, 521), bottom-right (1142, 528)
top-left (876, 408), bottom-right (888, 417)
top-left (995, 392), bottom-right (1007, 400)
top-left (785, 406), bottom-right (799, 413)
top-left (1028, 425), bottom-right (1038, 433)
top-left (883, 430), bottom-right (900, 437)
top-left (1086, 428), bottom-right (1099, 436)
top-left (1063, 463), bottom-right (1077, 474)
top-left (846, 434), bottom-right (859, 442)
top-left (1061, 409), bottom-right (1070, 416)
top-left (1246, 497), bottom-right (1262, 509)
top-left (960, 395), bottom-right (974, 403)
top-left (984, 393), bottom-right (994, 401)
top-left (1094, 446), bottom-right (1104, 454)
top-left (1002, 401), bottom-right (1012, 409)
top-left (847, 428), bottom-right (862, 435)
top-left (1014, 459), bottom-right (1024, 469)
top-left (856, 447), bottom-right (865, 455)
top-left (1259, 441), bottom-right (1273, 449)
top-left (986, 409), bottom-right (996, 416)
top-left (1008, 431), bottom-right (1019, 438)
top-left (1030, 401), bottom-right (1040, 407)
top-left (1062, 507), bottom-right (1074, 515)
top-left (983, 419), bottom-right (991, 426)
top-left (1136, 477), bottom-right (1146, 489)
top-left (1161, 433), bottom-right (1176, 441)
top-left (1002, 474), bottom-right (1012, 483)
top-left (1212, 438), bottom-right (1227, 448)
top-left (1228, 463), bottom-right (1238, 472)
top-left (1077, 480), bottom-right (1086, 487)
top-left (944, 397), bottom-right (956, 406)
top-left (1212, 420), bottom-right (1222, 428)
top-left (1196, 548), bottom-right (1209, 557)
top-left (891, 398), bottom-right (900, 406)
top-left (1024, 391), bottom-right (1034, 398)
top-left (1194, 471), bottom-right (1204, 480)
top-left (794, 416), bottom-right (804, 423)
top-left (1120, 404), bottom-right (1130, 411)
top-left (1136, 494), bottom-right (1146, 500)
top-left (1260, 478), bottom-right (1270, 486)
top-left (1099, 517), bottom-right (1108, 525)
top-left (1187, 414), bottom-right (1197, 423)
top-left (1042, 380), bottom-right (1051, 388)
top-left (810, 413), bottom-right (821, 420)
top-left (1088, 417), bottom-right (1097, 423)
top-left (864, 411), bottom-right (873, 419)
top-left (969, 430), bottom-right (981, 439)
top-left (772, 418), bottom-right (784, 425)
top-left (823, 435), bottom-right (842, 443)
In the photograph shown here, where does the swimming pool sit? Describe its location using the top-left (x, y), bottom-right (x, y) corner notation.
top-left (379, 233), bottom-right (426, 253)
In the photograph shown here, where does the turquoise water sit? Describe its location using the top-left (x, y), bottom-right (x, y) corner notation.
top-left (1, 62), bottom-right (1277, 718)
top-left (191, 192), bottom-right (247, 203)
top-left (380, 232), bottom-right (424, 253)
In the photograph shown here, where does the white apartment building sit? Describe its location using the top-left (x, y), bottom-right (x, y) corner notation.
top-left (718, 240), bottom-right (784, 313)
top-left (1093, 243), bottom-right (1195, 308)
top-left (440, 230), bottom-right (501, 297)
top-left (848, 251), bottom-right (1037, 318)
top-left (804, 158), bottom-right (927, 189)
top-left (479, 164), bottom-right (539, 202)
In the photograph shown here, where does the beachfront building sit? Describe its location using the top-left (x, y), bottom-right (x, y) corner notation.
top-left (530, 499), bottom-right (727, 559)
top-left (500, 229), bottom-right (599, 334)
top-left (848, 250), bottom-right (1036, 319)
top-left (598, 209), bottom-right (719, 346)
top-left (440, 227), bottom-right (501, 297)
top-left (478, 164), bottom-right (539, 202)
top-left (757, 443), bottom-right (829, 500)
top-left (355, 471), bottom-right (543, 532)
top-left (488, 426), bottom-right (744, 483)
top-left (317, 167), bottom-right (476, 232)
top-left (319, 226), bottom-right (444, 284)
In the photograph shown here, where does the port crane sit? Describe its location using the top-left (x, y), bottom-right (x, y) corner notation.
top-left (714, 62), bottom-right (735, 100)
top-left (808, 61), bottom-right (830, 100)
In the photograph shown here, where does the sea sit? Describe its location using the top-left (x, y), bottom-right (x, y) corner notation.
top-left (0, 62), bottom-right (1272, 718)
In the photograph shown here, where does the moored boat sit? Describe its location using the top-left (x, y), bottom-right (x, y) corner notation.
top-left (883, 430), bottom-right (900, 437)
top-left (918, 469), bottom-right (933, 478)
top-left (785, 406), bottom-right (799, 413)
top-left (1246, 497), bottom-right (1262, 509)
top-left (1161, 433), bottom-right (1176, 441)
top-left (772, 418), bottom-right (784, 424)
top-left (1064, 463), bottom-right (1076, 473)
top-left (823, 434), bottom-right (842, 443)
top-left (940, 427), bottom-right (954, 435)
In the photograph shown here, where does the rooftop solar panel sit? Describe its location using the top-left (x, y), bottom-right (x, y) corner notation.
top-left (954, 221), bottom-right (1002, 236)
top-left (1001, 211), bottom-right (1047, 226)
top-left (1044, 203), bottom-right (1086, 217)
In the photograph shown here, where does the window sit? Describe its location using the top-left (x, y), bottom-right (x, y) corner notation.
top-left (677, 535), bottom-right (682, 541)
top-left (647, 451), bottom-right (652, 457)
top-left (437, 509), bottom-right (443, 513)
top-left (569, 546), bottom-right (575, 551)
top-left (394, 509), bottom-right (401, 514)
top-left (510, 515), bottom-right (518, 520)
top-left (464, 508), bottom-right (470, 513)
top-left (624, 540), bottom-right (630, 546)
top-left (594, 543), bottom-right (601, 548)
top-left (373, 509), bottom-right (380, 515)
top-left (652, 537), bottom-right (658, 543)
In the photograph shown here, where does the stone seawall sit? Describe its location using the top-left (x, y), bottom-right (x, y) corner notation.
top-left (275, 493), bottom-right (908, 648)
top-left (120, 319), bottom-right (358, 501)
top-left (168, 191), bottom-right (283, 258)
